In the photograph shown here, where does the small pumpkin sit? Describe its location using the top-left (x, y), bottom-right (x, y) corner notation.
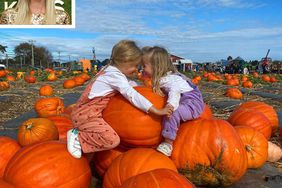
top-left (0, 70), bottom-right (7, 78)
top-left (17, 118), bottom-right (59, 146)
top-left (47, 72), bottom-right (57, 81)
top-left (73, 76), bottom-right (85, 86)
top-left (267, 141), bottom-right (282, 162)
top-left (6, 76), bottom-right (15, 82)
top-left (34, 97), bottom-right (65, 117)
top-left (39, 85), bottom-right (53, 96)
top-left (24, 75), bottom-right (36, 83)
top-left (235, 126), bottom-right (268, 168)
top-left (0, 81), bottom-right (10, 91)
top-left (261, 75), bottom-right (270, 82)
top-left (63, 79), bottom-right (76, 89)
top-left (225, 88), bottom-right (243, 99)
top-left (242, 81), bottom-right (253, 88)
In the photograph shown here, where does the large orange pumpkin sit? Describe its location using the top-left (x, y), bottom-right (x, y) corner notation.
top-left (47, 115), bottom-right (73, 141)
top-left (0, 179), bottom-right (14, 188)
top-left (103, 148), bottom-right (177, 188)
top-left (235, 101), bottom-right (278, 134)
top-left (120, 169), bottom-right (195, 188)
top-left (93, 147), bottom-right (125, 177)
top-left (235, 126), bottom-right (268, 168)
top-left (39, 85), bottom-right (53, 96)
top-left (171, 119), bottom-right (248, 187)
top-left (103, 86), bottom-right (166, 148)
top-left (228, 108), bottom-right (272, 140)
top-left (198, 104), bottom-right (213, 119)
top-left (4, 141), bottom-right (91, 188)
top-left (34, 97), bottom-right (65, 117)
top-left (17, 118), bottom-right (59, 146)
top-left (0, 137), bottom-right (21, 178)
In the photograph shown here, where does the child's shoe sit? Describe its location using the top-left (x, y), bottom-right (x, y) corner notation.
top-left (156, 142), bottom-right (173, 156)
top-left (67, 129), bottom-right (82, 158)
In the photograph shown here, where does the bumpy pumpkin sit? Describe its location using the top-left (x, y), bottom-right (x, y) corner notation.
top-left (171, 119), bottom-right (248, 187)
top-left (17, 118), bottom-right (59, 146)
top-left (93, 147), bottom-right (125, 177)
top-left (34, 97), bottom-right (64, 117)
top-left (103, 148), bottom-right (177, 188)
top-left (120, 169), bottom-right (195, 188)
top-left (39, 85), bottom-right (53, 96)
top-left (0, 137), bottom-right (21, 178)
top-left (267, 141), bottom-right (282, 162)
top-left (4, 141), bottom-right (91, 188)
top-left (47, 115), bottom-right (73, 141)
top-left (235, 101), bottom-right (278, 134)
top-left (228, 108), bottom-right (272, 140)
top-left (103, 86), bottom-right (166, 148)
top-left (235, 126), bottom-right (268, 168)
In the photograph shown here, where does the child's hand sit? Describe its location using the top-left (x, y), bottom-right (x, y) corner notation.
top-left (165, 104), bottom-right (174, 118)
top-left (148, 105), bottom-right (173, 116)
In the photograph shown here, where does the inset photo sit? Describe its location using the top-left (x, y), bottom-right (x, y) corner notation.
top-left (0, 0), bottom-right (75, 28)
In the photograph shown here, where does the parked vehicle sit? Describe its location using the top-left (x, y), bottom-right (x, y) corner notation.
top-left (0, 64), bottom-right (6, 70)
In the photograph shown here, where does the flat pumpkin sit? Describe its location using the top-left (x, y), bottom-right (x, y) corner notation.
top-left (0, 137), bottom-right (21, 178)
top-left (4, 141), bottom-right (91, 188)
top-left (120, 169), bottom-right (195, 188)
top-left (17, 118), bottom-right (59, 146)
top-left (34, 97), bottom-right (65, 117)
top-left (103, 86), bottom-right (166, 148)
top-left (171, 119), bottom-right (248, 187)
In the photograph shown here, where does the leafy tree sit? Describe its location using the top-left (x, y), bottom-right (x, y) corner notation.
top-left (0, 44), bottom-right (7, 54)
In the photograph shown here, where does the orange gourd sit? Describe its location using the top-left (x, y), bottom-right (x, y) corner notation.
top-left (17, 118), bottom-right (59, 146)
top-left (34, 97), bottom-right (64, 117)
top-left (120, 169), bottom-right (195, 188)
top-left (228, 108), bottom-right (272, 140)
top-left (103, 148), bottom-right (177, 188)
top-left (103, 86), bottom-right (165, 148)
top-left (4, 141), bottom-right (91, 188)
top-left (236, 101), bottom-right (278, 134)
top-left (0, 137), bottom-right (21, 178)
top-left (47, 115), bottom-right (73, 141)
top-left (235, 126), bottom-right (268, 168)
top-left (171, 119), bottom-right (248, 187)
top-left (39, 85), bottom-right (53, 96)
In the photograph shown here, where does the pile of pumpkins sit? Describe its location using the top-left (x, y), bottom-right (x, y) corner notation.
top-left (0, 86), bottom-right (281, 188)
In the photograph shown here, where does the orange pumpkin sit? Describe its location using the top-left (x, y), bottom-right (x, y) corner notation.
top-left (0, 179), bottom-right (14, 188)
top-left (171, 119), bottom-right (248, 187)
top-left (261, 75), bottom-right (270, 82)
top-left (226, 79), bottom-right (239, 86)
top-left (73, 76), bottom-right (85, 86)
top-left (228, 108), bottom-right (272, 140)
top-left (235, 126), bottom-right (268, 168)
top-left (39, 85), bottom-right (53, 96)
top-left (93, 147), bottom-right (125, 177)
top-left (80, 73), bottom-right (90, 81)
top-left (47, 115), bottom-right (73, 141)
top-left (236, 101), bottom-right (278, 134)
top-left (0, 70), bottom-right (7, 78)
top-left (62, 103), bottom-right (76, 117)
top-left (193, 75), bottom-right (201, 81)
top-left (241, 76), bottom-right (248, 82)
top-left (6, 76), bottom-right (15, 82)
top-left (29, 70), bottom-right (36, 76)
top-left (242, 81), bottom-right (253, 88)
top-left (252, 72), bottom-right (259, 78)
top-left (103, 148), bottom-right (177, 188)
top-left (191, 78), bottom-right (199, 85)
top-left (0, 81), bottom-right (10, 91)
top-left (47, 72), bottom-right (57, 81)
top-left (103, 86), bottom-right (166, 148)
top-left (198, 104), bottom-right (213, 119)
top-left (120, 169), bottom-right (195, 188)
top-left (225, 88), bottom-right (243, 99)
top-left (0, 137), bottom-right (21, 178)
top-left (4, 141), bottom-right (91, 188)
top-left (269, 76), bottom-right (277, 83)
top-left (63, 79), bottom-right (76, 89)
top-left (34, 97), bottom-right (65, 117)
top-left (17, 118), bottom-right (59, 146)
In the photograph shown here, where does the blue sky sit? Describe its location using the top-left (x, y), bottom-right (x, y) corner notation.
top-left (1, 0), bottom-right (282, 62)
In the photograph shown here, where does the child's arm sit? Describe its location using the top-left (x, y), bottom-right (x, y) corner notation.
top-left (148, 105), bottom-right (173, 116)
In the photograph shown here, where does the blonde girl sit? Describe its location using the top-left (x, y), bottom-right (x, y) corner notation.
top-left (0, 0), bottom-right (70, 25)
top-left (142, 46), bottom-right (204, 156)
top-left (67, 40), bottom-right (173, 158)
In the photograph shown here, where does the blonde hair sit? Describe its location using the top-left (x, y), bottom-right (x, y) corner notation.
top-left (14, 0), bottom-right (56, 25)
top-left (143, 46), bottom-right (178, 96)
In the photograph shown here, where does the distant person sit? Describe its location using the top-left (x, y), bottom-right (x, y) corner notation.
top-left (142, 46), bottom-right (204, 156)
top-left (0, 0), bottom-right (70, 25)
top-left (243, 67), bottom-right (249, 75)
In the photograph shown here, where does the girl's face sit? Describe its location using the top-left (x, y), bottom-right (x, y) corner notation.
top-left (118, 60), bottom-right (140, 77)
top-left (142, 56), bottom-right (153, 77)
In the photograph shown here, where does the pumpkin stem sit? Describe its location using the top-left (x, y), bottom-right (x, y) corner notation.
top-left (25, 123), bottom-right (33, 130)
top-left (245, 145), bottom-right (252, 152)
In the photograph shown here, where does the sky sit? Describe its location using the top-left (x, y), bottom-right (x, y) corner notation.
top-left (1, 0), bottom-right (282, 63)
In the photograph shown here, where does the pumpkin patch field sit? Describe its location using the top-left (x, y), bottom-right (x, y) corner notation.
top-left (0, 70), bottom-right (281, 188)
